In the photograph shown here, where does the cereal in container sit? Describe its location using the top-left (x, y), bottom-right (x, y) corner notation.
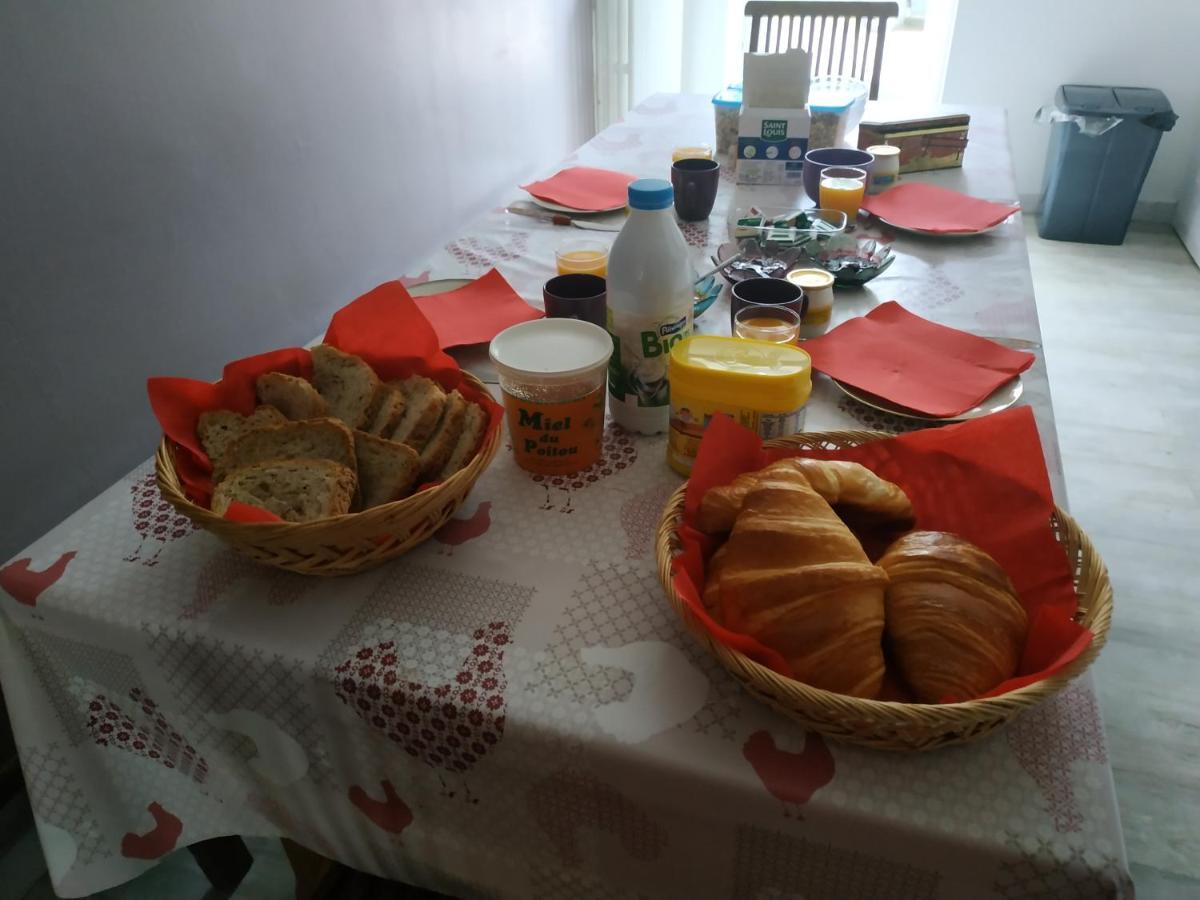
top-left (712, 85), bottom-right (742, 158)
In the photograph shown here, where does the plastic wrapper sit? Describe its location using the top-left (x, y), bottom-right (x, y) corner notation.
top-left (1035, 105), bottom-right (1122, 137)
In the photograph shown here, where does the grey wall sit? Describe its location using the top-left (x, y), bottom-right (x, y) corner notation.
top-left (0, 0), bottom-right (594, 560)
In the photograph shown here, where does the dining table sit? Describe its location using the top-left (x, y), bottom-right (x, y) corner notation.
top-left (0, 93), bottom-right (1132, 899)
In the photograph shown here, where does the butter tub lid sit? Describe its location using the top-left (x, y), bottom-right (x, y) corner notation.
top-left (670, 335), bottom-right (811, 406)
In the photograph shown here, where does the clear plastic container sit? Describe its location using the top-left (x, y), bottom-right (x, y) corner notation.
top-left (807, 76), bottom-right (869, 150)
top-left (728, 206), bottom-right (847, 246)
top-left (712, 84), bottom-right (743, 158)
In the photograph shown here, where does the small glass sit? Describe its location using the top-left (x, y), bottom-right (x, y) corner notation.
top-left (818, 166), bottom-right (867, 221)
top-left (672, 143), bottom-right (714, 162)
top-left (733, 305), bottom-right (801, 344)
top-left (729, 277), bottom-right (806, 331)
top-left (555, 239), bottom-right (608, 277)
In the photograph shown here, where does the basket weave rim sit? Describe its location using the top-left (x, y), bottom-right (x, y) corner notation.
top-left (658, 429), bottom-right (1113, 714)
top-left (154, 370), bottom-right (499, 532)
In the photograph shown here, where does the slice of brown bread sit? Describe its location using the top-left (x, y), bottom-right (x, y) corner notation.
top-left (439, 402), bottom-right (487, 479)
top-left (365, 384), bottom-right (407, 436)
top-left (256, 372), bottom-right (328, 421)
top-left (390, 375), bottom-right (446, 450)
top-left (197, 406), bottom-right (289, 469)
top-left (197, 410), bottom-right (250, 470)
top-left (311, 345), bottom-right (381, 430)
top-left (217, 418), bottom-right (356, 484)
top-left (353, 431), bottom-right (422, 507)
top-left (211, 459), bottom-right (355, 522)
top-left (418, 390), bottom-right (468, 481)
top-left (248, 405), bottom-right (288, 428)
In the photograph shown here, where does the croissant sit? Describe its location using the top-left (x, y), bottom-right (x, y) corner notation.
top-left (697, 457), bottom-right (913, 534)
top-left (708, 462), bottom-right (888, 698)
top-left (878, 531), bottom-right (1028, 703)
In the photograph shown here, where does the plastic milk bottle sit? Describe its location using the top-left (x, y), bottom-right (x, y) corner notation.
top-left (606, 179), bottom-right (694, 434)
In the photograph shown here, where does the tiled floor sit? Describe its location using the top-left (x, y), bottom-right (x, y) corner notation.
top-left (1024, 218), bottom-right (1200, 899)
top-left (7, 220), bottom-right (1200, 899)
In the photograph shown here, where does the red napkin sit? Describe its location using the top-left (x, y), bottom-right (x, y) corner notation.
top-left (147, 281), bottom-right (503, 514)
top-left (520, 166), bottom-right (635, 211)
top-left (672, 407), bottom-right (1092, 702)
top-left (803, 302), bottom-right (1035, 417)
top-left (861, 182), bottom-right (1019, 234)
top-left (413, 268), bottom-right (542, 349)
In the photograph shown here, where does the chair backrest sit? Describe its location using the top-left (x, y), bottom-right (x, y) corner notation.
top-left (744, 1), bottom-right (899, 100)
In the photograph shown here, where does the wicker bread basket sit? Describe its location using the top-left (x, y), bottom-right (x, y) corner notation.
top-left (155, 372), bottom-right (501, 576)
top-left (655, 430), bottom-right (1114, 751)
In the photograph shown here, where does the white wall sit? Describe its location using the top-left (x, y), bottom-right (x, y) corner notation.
top-left (1176, 145), bottom-right (1200, 264)
top-left (943, 0), bottom-right (1199, 216)
top-left (0, 0), bottom-right (593, 561)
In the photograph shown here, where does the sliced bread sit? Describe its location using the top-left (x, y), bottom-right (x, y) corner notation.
top-left (248, 405), bottom-right (288, 428)
top-left (365, 383), bottom-right (407, 436)
top-left (211, 459), bottom-right (355, 522)
top-left (439, 401), bottom-right (487, 479)
top-left (256, 372), bottom-right (328, 421)
top-left (197, 406), bottom-right (288, 469)
top-left (390, 375), bottom-right (446, 450)
top-left (311, 345), bottom-right (380, 429)
top-left (217, 417), bottom-right (356, 484)
top-left (353, 431), bottom-right (422, 507)
top-left (418, 390), bottom-right (468, 481)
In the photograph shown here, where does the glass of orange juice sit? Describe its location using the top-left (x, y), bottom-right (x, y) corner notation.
top-left (818, 166), bottom-right (867, 221)
top-left (672, 144), bottom-right (714, 162)
top-left (733, 305), bottom-right (801, 344)
top-left (555, 239), bottom-right (608, 277)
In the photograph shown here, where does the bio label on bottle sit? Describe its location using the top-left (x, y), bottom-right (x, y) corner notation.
top-left (608, 308), bottom-right (692, 411)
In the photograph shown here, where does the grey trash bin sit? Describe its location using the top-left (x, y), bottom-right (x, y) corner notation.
top-left (1038, 85), bottom-right (1177, 245)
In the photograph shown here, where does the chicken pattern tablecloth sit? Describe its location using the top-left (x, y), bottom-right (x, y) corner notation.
top-left (0, 94), bottom-right (1131, 898)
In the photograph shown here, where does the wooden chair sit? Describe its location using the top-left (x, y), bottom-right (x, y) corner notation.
top-left (744, 1), bottom-right (900, 100)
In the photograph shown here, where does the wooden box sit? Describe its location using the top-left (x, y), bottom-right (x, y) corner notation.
top-left (858, 112), bottom-right (970, 173)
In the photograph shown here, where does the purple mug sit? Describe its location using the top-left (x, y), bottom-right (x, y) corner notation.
top-left (802, 147), bottom-right (875, 203)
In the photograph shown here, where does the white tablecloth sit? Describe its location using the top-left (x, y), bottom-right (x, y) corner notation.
top-left (0, 94), bottom-right (1130, 898)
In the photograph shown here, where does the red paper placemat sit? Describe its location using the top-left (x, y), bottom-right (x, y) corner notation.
top-left (413, 268), bottom-right (542, 348)
top-left (146, 281), bottom-right (502, 513)
top-left (672, 407), bottom-right (1092, 702)
top-left (520, 166), bottom-right (635, 211)
top-left (803, 302), bottom-right (1035, 417)
top-left (862, 182), bottom-right (1019, 234)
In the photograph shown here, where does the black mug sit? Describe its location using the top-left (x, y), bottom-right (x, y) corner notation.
top-left (671, 158), bottom-right (720, 222)
top-left (543, 274), bottom-right (607, 329)
top-left (729, 277), bottom-right (807, 331)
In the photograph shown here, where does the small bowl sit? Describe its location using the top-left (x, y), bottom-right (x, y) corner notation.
top-left (802, 147), bottom-right (875, 203)
top-left (694, 274), bottom-right (722, 319)
top-left (807, 233), bottom-right (896, 286)
top-left (714, 240), bottom-right (812, 285)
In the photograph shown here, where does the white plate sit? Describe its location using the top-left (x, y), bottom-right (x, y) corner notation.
top-left (832, 375), bottom-right (1023, 422)
top-left (531, 195), bottom-right (626, 215)
top-left (406, 278), bottom-right (472, 297)
top-left (873, 214), bottom-right (1013, 237)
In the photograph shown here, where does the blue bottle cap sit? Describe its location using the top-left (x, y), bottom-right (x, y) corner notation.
top-left (628, 179), bottom-right (673, 210)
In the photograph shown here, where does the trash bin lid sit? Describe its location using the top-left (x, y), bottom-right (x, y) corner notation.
top-left (1056, 84), bottom-right (1174, 117)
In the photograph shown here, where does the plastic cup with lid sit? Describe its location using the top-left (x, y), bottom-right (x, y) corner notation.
top-left (488, 318), bottom-right (613, 476)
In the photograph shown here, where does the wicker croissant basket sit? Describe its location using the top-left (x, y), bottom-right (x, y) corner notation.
top-left (655, 430), bottom-right (1114, 752)
top-left (155, 372), bottom-right (502, 577)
